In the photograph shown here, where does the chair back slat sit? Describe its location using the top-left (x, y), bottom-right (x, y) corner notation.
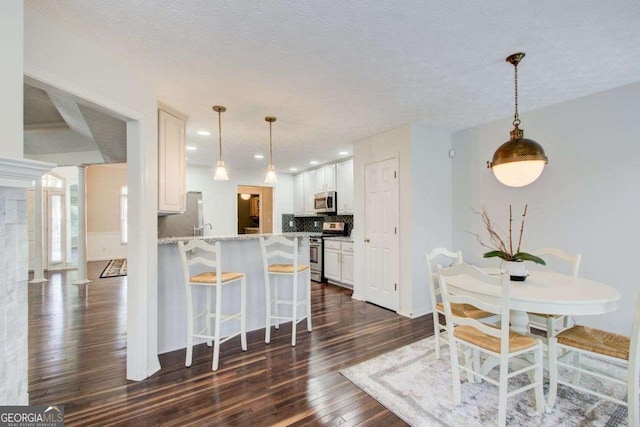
top-left (259, 236), bottom-right (299, 271)
top-left (438, 263), bottom-right (511, 348)
top-left (178, 239), bottom-right (221, 284)
top-left (532, 247), bottom-right (582, 277)
top-left (425, 247), bottom-right (462, 304)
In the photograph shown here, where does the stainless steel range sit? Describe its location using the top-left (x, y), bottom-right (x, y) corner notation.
top-left (309, 222), bottom-right (347, 282)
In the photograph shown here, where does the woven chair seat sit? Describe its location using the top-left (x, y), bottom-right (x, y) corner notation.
top-left (557, 325), bottom-right (630, 360)
top-left (436, 302), bottom-right (493, 319)
top-left (268, 264), bottom-right (309, 273)
top-left (189, 271), bottom-right (245, 284)
top-left (454, 325), bottom-right (538, 353)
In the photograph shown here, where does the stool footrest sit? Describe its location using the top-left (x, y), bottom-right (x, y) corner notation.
top-left (272, 299), bottom-right (309, 306)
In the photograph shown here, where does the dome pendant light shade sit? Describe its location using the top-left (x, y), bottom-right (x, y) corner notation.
top-left (212, 105), bottom-right (229, 181)
top-left (264, 116), bottom-right (278, 184)
top-left (488, 53), bottom-right (548, 187)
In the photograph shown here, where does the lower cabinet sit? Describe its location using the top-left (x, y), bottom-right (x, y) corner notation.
top-left (324, 240), bottom-right (354, 288)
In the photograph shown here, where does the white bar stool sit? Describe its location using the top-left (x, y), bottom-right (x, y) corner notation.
top-left (178, 239), bottom-right (247, 371)
top-left (259, 236), bottom-right (312, 347)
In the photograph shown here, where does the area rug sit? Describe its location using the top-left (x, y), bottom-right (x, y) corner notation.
top-left (340, 336), bottom-right (628, 426)
top-left (99, 258), bottom-right (127, 278)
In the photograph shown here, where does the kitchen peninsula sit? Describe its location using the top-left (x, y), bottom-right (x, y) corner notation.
top-left (157, 232), bottom-right (318, 354)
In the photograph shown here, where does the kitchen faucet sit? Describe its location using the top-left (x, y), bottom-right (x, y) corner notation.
top-left (193, 223), bottom-right (212, 236)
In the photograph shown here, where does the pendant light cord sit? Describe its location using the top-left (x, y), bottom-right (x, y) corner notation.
top-left (513, 62), bottom-right (520, 127)
top-left (269, 122), bottom-right (273, 164)
top-left (218, 110), bottom-right (223, 160)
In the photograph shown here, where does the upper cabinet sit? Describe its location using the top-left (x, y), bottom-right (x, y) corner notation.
top-left (292, 158), bottom-right (353, 217)
top-left (303, 170), bottom-right (317, 215)
top-left (158, 104), bottom-right (187, 214)
top-left (315, 164), bottom-right (336, 193)
top-left (337, 159), bottom-right (354, 215)
top-left (293, 173), bottom-right (304, 216)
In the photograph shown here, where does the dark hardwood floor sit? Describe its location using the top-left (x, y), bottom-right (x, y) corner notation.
top-left (29, 262), bottom-right (433, 426)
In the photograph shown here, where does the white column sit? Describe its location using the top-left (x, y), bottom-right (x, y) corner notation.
top-left (29, 178), bottom-right (47, 283)
top-left (73, 165), bottom-right (91, 285)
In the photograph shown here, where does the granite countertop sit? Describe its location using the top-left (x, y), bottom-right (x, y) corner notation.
top-left (158, 232), bottom-right (321, 245)
top-left (323, 236), bottom-right (354, 242)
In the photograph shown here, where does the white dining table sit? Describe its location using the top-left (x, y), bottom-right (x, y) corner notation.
top-left (444, 269), bottom-right (621, 334)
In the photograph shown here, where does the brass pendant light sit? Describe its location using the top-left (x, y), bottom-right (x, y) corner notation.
top-left (487, 53), bottom-right (548, 187)
top-left (264, 116), bottom-right (278, 184)
top-left (212, 105), bottom-right (229, 181)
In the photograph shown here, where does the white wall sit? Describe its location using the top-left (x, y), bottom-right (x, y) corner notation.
top-left (25, 6), bottom-right (160, 380)
top-left (0, 0), bottom-right (23, 159)
top-left (452, 81), bottom-right (640, 335)
top-left (0, 1), bottom-right (28, 404)
top-left (410, 125), bottom-right (453, 317)
top-left (186, 165), bottom-right (293, 235)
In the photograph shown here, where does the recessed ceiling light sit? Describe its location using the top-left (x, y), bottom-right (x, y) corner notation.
top-left (310, 161), bottom-right (318, 165)
top-left (339, 151), bottom-right (349, 156)
top-left (186, 146), bottom-right (197, 151)
top-left (254, 154), bottom-right (264, 159)
top-left (289, 167), bottom-right (298, 172)
top-left (197, 130), bottom-right (211, 136)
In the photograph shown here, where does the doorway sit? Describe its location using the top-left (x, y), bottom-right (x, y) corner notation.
top-left (23, 73), bottom-right (155, 381)
top-left (237, 185), bottom-right (274, 234)
top-left (364, 157), bottom-right (399, 311)
top-left (29, 170), bottom-right (80, 271)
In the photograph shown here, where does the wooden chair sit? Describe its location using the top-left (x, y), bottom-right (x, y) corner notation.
top-left (548, 293), bottom-right (640, 426)
top-left (437, 263), bottom-right (545, 427)
top-left (260, 236), bottom-right (312, 346)
top-left (178, 239), bottom-right (247, 371)
top-left (425, 247), bottom-right (496, 359)
top-left (528, 247), bottom-right (582, 338)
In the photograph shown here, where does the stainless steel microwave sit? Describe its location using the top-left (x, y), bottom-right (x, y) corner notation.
top-left (314, 191), bottom-right (337, 214)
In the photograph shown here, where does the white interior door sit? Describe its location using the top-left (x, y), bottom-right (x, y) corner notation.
top-left (364, 157), bottom-right (399, 310)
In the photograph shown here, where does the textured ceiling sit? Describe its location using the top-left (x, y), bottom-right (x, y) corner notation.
top-left (26, 1), bottom-right (640, 172)
top-left (23, 83), bottom-right (127, 164)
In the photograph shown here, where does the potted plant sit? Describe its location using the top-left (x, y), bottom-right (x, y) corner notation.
top-left (471, 204), bottom-right (545, 281)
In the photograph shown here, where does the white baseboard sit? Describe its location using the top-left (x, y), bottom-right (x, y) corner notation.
top-left (87, 231), bottom-right (127, 261)
top-left (351, 292), bottom-right (365, 301)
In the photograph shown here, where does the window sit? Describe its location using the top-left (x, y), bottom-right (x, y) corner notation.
top-left (41, 173), bottom-right (64, 189)
top-left (120, 186), bottom-right (128, 244)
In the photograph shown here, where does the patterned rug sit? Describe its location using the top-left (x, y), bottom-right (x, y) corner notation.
top-left (99, 259), bottom-right (127, 278)
top-left (340, 336), bottom-right (628, 426)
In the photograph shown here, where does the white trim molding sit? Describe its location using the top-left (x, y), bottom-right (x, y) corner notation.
top-left (0, 157), bottom-right (55, 188)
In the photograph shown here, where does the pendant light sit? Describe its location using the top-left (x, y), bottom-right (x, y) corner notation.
top-left (264, 116), bottom-right (278, 184)
top-left (212, 105), bottom-right (229, 181)
top-left (487, 53), bottom-right (548, 187)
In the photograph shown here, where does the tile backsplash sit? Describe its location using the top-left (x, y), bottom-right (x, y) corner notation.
top-left (282, 214), bottom-right (354, 235)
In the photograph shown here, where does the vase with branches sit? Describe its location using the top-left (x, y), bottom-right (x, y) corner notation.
top-left (471, 204), bottom-right (545, 276)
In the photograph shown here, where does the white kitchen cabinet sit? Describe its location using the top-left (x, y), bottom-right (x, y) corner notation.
top-left (293, 173), bottom-right (304, 215)
top-left (323, 239), bottom-right (354, 288)
top-left (315, 164), bottom-right (336, 193)
top-left (336, 159), bottom-right (354, 215)
top-left (303, 170), bottom-right (316, 215)
top-left (158, 105), bottom-right (187, 214)
top-left (323, 240), bottom-right (341, 282)
top-left (341, 242), bottom-right (354, 286)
